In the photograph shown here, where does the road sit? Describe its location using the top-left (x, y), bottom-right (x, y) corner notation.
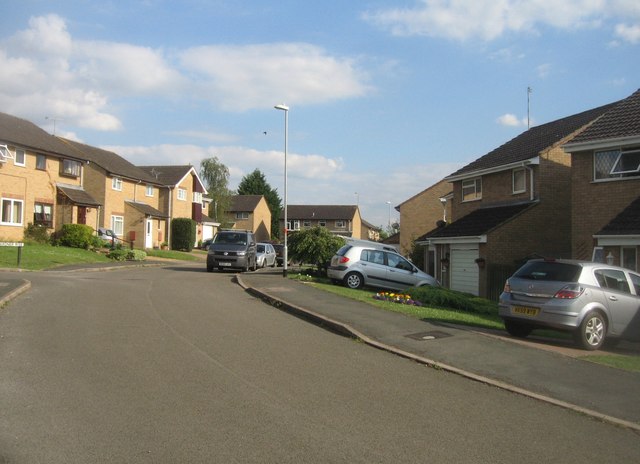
top-left (1, 263), bottom-right (639, 463)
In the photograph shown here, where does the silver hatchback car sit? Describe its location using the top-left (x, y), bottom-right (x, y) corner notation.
top-left (499, 259), bottom-right (640, 350)
top-left (328, 244), bottom-right (438, 291)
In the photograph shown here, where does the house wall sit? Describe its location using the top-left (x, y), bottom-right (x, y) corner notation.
top-left (253, 198), bottom-right (272, 241)
top-left (571, 149), bottom-right (640, 260)
top-left (0, 147), bottom-right (89, 241)
top-left (398, 180), bottom-right (452, 256)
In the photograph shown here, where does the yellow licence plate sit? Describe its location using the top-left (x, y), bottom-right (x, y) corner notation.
top-left (512, 306), bottom-right (539, 317)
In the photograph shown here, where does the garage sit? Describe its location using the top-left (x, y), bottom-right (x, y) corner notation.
top-left (450, 245), bottom-right (479, 295)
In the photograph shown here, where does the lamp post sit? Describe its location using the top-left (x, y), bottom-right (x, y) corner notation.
top-left (274, 104), bottom-right (289, 277)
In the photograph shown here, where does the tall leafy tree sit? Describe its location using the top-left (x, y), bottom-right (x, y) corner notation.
top-left (237, 169), bottom-right (283, 239)
top-left (200, 157), bottom-right (232, 224)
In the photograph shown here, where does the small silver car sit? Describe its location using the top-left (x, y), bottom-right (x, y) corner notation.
top-left (499, 259), bottom-right (640, 350)
top-left (328, 244), bottom-right (438, 291)
top-left (256, 243), bottom-right (277, 268)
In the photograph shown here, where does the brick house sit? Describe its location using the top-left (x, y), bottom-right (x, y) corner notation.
top-left (0, 112), bottom-right (101, 241)
top-left (59, 140), bottom-right (169, 249)
top-left (225, 195), bottom-right (272, 242)
top-left (138, 165), bottom-right (212, 246)
top-left (563, 88), bottom-right (640, 271)
top-left (281, 205), bottom-right (367, 239)
top-left (396, 179), bottom-right (452, 259)
top-left (418, 101), bottom-right (617, 298)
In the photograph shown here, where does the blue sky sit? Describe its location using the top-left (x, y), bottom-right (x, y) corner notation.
top-left (1, 1), bottom-right (639, 228)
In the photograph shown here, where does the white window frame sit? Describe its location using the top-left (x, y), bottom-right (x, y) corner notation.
top-left (1, 198), bottom-right (24, 225)
top-left (303, 220), bottom-right (312, 228)
top-left (111, 215), bottom-right (124, 236)
top-left (61, 159), bottom-right (81, 177)
top-left (288, 220), bottom-right (301, 231)
top-left (318, 220), bottom-right (326, 227)
top-left (236, 212), bottom-right (249, 219)
top-left (335, 220), bottom-right (346, 229)
top-left (193, 191), bottom-right (203, 204)
top-left (594, 147), bottom-right (640, 181)
top-left (14, 148), bottom-right (25, 167)
top-left (610, 148), bottom-right (640, 175)
top-left (112, 177), bottom-right (123, 191)
top-left (177, 188), bottom-right (187, 201)
top-left (462, 178), bottom-right (482, 202)
top-left (145, 184), bottom-right (154, 197)
top-left (512, 168), bottom-right (526, 194)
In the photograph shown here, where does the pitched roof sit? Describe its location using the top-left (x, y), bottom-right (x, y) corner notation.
top-left (138, 165), bottom-right (193, 186)
top-left (287, 205), bottom-right (358, 220)
top-left (58, 138), bottom-right (159, 183)
top-left (423, 202), bottom-right (537, 239)
top-left (568, 88), bottom-right (640, 145)
top-left (596, 196), bottom-right (640, 236)
top-left (125, 201), bottom-right (168, 218)
top-left (0, 112), bottom-right (79, 158)
top-left (57, 185), bottom-right (101, 207)
top-left (229, 195), bottom-right (265, 212)
top-left (447, 102), bottom-right (618, 179)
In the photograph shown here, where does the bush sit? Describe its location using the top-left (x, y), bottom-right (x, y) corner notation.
top-left (54, 224), bottom-right (94, 249)
top-left (287, 227), bottom-right (345, 274)
top-left (171, 218), bottom-right (196, 251)
top-left (106, 249), bottom-right (146, 261)
top-left (24, 223), bottom-right (50, 244)
top-left (406, 286), bottom-right (498, 316)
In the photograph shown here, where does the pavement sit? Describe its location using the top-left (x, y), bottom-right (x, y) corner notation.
top-left (2, 263), bottom-right (640, 432)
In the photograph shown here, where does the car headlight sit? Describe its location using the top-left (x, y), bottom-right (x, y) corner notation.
top-left (237, 251), bottom-right (246, 256)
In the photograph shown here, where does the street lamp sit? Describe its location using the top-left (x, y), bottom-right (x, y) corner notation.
top-left (274, 104), bottom-right (289, 277)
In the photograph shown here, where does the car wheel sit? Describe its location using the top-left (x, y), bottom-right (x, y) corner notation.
top-left (574, 311), bottom-right (607, 351)
top-left (344, 272), bottom-right (364, 289)
top-left (504, 319), bottom-right (533, 338)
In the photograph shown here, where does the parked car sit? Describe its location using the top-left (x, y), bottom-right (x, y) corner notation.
top-left (206, 230), bottom-right (257, 272)
top-left (499, 259), bottom-right (640, 350)
top-left (97, 227), bottom-right (122, 245)
top-left (256, 243), bottom-right (277, 268)
top-left (200, 238), bottom-right (214, 251)
top-left (327, 244), bottom-right (438, 291)
top-left (273, 244), bottom-right (285, 267)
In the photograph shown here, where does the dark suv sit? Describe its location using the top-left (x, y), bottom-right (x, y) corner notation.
top-left (206, 230), bottom-right (257, 272)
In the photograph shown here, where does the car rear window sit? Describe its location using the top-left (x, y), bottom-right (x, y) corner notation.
top-left (336, 245), bottom-right (352, 256)
top-left (513, 261), bottom-right (581, 282)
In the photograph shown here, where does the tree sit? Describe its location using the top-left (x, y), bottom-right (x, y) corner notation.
top-left (200, 157), bottom-right (232, 223)
top-left (287, 227), bottom-right (345, 274)
top-left (237, 169), bottom-right (283, 239)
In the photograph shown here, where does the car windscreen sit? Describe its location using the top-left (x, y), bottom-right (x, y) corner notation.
top-left (214, 233), bottom-right (246, 245)
top-left (513, 261), bottom-right (581, 282)
top-left (257, 245), bottom-right (265, 253)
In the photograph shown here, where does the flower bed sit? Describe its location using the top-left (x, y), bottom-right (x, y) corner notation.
top-left (373, 291), bottom-right (422, 306)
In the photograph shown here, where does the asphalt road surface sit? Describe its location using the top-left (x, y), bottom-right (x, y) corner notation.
top-left (1, 264), bottom-right (639, 463)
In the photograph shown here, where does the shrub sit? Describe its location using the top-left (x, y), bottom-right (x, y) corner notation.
top-left (106, 249), bottom-right (147, 261)
top-left (55, 224), bottom-right (94, 249)
top-left (287, 227), bottom-right (345, 274)
top-left (171, 218), bottom-right (196, 251)
top-left (406, 286), bottom-right (498, 316)
top-left (24, 223), bottom-right (50, 244)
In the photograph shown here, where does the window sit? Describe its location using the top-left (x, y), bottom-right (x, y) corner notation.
top-left (61, 159), bottom-right (81, 177)
top-left (193, 192), bottom-right (202, 203)
top-left (177, 188), bottom-right (187, 201)
top-left (303, 220), bottom-right (311, 228)
top-left (236, 212), bottom-right (249, 219)
top-left (110, 215), bottom-right (124, 236)
top-left (622, 247), bottom-right (637, 272)
top-left (335, 220), bottom-right (346, 229)
top-left (361, 249), bottom-right (385, 265)
top-left (386, 252), bottom-right (413, 271)
top-left (513, 168), bottom-right (526, 194)
top-left (318, 220), bottom-right (326, 227)
top-left (36, 154), bottom-right (46, 170)
top-left (34, 203), bottom-right (53, 227)
top-left (14, 148), bottom-right (25, 166)
top-left (594, 269), bottom-right (630, 294)
top-left (462, 178), bottom-right (482, 201)
top-left (112, 177), bottom-right (123, 191)
top-left (146, 185), bottom-right (154, 197)
top-left (594, 147), bottom-right (640, 180)
top-left (1, 198), bottom-right (23, 225)
top-left (287, 220), bottom-right (300, 231)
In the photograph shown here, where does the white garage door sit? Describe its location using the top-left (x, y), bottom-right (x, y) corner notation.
top-left (450, 245), bottom-right (479, 295)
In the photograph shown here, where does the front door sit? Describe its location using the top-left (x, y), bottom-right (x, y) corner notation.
top-left (145, 219), bottom-right (153, 249)
top-left (78, 207), bottom-right (87, 225)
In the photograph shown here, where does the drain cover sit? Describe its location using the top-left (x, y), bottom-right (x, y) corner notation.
top-left (405, 331), bottom-right (452, 341)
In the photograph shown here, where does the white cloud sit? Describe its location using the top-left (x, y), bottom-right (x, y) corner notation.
top-left (179, 43), bottom-right (371, 111)
top-left (536, 63), bottom-right (552, 78)
top-left (0, 15), bottom-right (372, 130)
top-left (363, 0), bottom-right (640, 43)
top-left (615, 23), bottom-right (640, 43)
top-left (497, 113), bottom-right (528, 127)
